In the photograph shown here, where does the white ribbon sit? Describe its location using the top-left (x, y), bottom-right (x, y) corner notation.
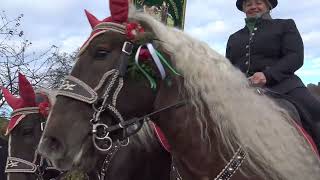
top-left (135, 43), bottom-right (166, 80)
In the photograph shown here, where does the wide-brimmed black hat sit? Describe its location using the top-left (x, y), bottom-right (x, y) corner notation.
top-left (236, 0), bottom-right (278, 11)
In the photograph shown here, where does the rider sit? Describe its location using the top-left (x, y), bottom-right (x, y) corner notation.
top-left (225, 0), bottom-right (320, 152)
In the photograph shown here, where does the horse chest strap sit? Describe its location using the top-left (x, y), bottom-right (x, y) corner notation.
top-left (213, 148), bottom-right (246, 180)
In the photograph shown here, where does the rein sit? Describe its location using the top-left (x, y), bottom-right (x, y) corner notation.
top-left (105, 100), bottom-right (187, 132)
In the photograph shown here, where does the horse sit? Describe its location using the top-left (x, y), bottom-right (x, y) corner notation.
top-left (38, 1), bottom-right (320, 180)
top-left (1, 73), bottom-right (171, 180)
top-left (1, 73), bottom-right (62, 180)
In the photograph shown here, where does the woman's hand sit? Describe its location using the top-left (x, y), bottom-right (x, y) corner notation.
top-left (248, 72), bottom-right (267, 86)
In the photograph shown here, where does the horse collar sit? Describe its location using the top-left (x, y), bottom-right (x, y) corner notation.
top-left (172, 147), bottom-right (246, 180)
top-left (213, 147), bottom-right (246, 180)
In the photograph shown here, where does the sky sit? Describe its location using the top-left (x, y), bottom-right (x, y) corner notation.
top-left (2, 0), bottom-right (320, 85)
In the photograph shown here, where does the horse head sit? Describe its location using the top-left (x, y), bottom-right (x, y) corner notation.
top-left (36, 0), bottom-right (168, 171)
top-left (2, 73), bottom-right (60, 180)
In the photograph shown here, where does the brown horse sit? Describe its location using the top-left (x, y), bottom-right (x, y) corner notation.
top-left (2, 73), bottom-right (171, 180)
top-left (1, 73), bottom-right (62, 180)
top-left (38, 1), bottom-right (320, 180)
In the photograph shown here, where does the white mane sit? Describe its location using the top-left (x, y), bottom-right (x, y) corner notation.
top-left (129, 8), bottom-right (320, 180)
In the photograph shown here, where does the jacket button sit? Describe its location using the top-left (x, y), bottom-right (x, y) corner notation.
top-left (254, 27), bottom-right (258, 31)
top-left (246, 45), bottom-right (249, 49)
top-left (246, 53), bottom-right (249, 57)
top-left (245, 61), bottom-right (249, 65)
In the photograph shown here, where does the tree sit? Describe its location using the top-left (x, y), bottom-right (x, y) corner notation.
top-left (0, 10), bottom-right (75, 112)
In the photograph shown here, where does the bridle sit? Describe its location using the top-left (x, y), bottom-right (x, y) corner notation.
top-left (5, 107), bottom-right (63, 180)
top-left (57, 38), bottom-right (187, 152)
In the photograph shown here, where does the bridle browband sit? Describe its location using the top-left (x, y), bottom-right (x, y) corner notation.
top-left (5, 107), bottom-right (63, 180)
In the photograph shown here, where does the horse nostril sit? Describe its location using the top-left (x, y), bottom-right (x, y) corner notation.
top-left (42, 135), bottom-right (64, 154)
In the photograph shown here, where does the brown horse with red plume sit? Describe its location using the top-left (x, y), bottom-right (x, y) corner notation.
top-left (38, 0), bottom-right (320, 180)
top-left (1, 73), bottom-right (60, 180)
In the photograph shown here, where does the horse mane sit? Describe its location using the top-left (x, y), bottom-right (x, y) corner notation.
top-left (129, 8), bottom-right (320, 180)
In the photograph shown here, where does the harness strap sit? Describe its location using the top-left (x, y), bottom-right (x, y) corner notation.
top-left (118, 41), bottom-right (133, 76)
top-left (11, 107), bottom-right (40, 117)
top-left (57, 75), bottom-right (98, 104)
top-left (213, 148), bottom-right (246, 180)
top-left (105, 100), bottom-right (187, 133)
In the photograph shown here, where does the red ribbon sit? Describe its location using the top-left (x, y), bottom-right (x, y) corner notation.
top-left (139, 48), bottom-right (151, 60)
top-left (126, 23), bottom-right (145, 40)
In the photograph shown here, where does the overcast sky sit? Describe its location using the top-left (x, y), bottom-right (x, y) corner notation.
top-left (2, 0), bottom-right (320, 84)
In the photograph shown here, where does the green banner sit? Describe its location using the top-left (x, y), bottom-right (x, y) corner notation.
top-left (133, 0), bottom-right (187, 30)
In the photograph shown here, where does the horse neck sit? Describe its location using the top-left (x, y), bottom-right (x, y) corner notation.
top-left (152, 78), bottom-right (230, 178)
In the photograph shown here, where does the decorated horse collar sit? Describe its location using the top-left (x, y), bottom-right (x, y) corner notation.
top-left (172, 147), bottom-right (246, 180)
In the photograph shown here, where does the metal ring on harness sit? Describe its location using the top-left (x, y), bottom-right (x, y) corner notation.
top-left (92, 123), bottom-right (110, 140)
top-left (92, 135), bottom-right (113, 152)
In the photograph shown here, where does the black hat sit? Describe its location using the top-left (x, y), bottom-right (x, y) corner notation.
top-left (236, 0), bottom-right (278, 11)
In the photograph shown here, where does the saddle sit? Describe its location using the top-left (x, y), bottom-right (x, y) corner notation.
top-left (256, 87), bottom-right (319, 156)
top-left (256, 87), bottom-right (310, 126)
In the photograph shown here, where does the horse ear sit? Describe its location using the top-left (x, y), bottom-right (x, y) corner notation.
top-left (18, 73), bottom-right (36, 106)
top-left (85, 9), bottom-right (101, 28)
top-left (109, 0), bottom-right (128, 23)
top-left (1, 86), bottom-right (21, 110)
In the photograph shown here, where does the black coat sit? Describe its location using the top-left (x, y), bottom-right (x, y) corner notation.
top-left (226, 18), bottom-right (305, 94)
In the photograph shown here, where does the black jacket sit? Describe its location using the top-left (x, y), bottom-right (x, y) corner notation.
top-left (226, 18), bottom-right (305, 93)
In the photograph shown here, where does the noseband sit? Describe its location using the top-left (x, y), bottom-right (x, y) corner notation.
top-left (6, 107), bottom-right (62, 180)
top-left (6, 154), bottom-right (62, 180)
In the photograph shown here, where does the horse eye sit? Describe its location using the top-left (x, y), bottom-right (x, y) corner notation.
top-left (94, 49), bottom-right (110, 59)
top-left (22, 128), bottom-right (34, 136)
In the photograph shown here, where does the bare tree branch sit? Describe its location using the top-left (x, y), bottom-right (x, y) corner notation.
top-left (0, 11), bottom-right (75, 113)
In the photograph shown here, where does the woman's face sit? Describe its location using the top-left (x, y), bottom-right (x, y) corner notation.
top-left (243, 0), bottom-right (269, 17)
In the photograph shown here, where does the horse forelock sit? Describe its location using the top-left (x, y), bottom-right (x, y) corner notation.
top-left (129, 8), bottom-right (320, 180)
